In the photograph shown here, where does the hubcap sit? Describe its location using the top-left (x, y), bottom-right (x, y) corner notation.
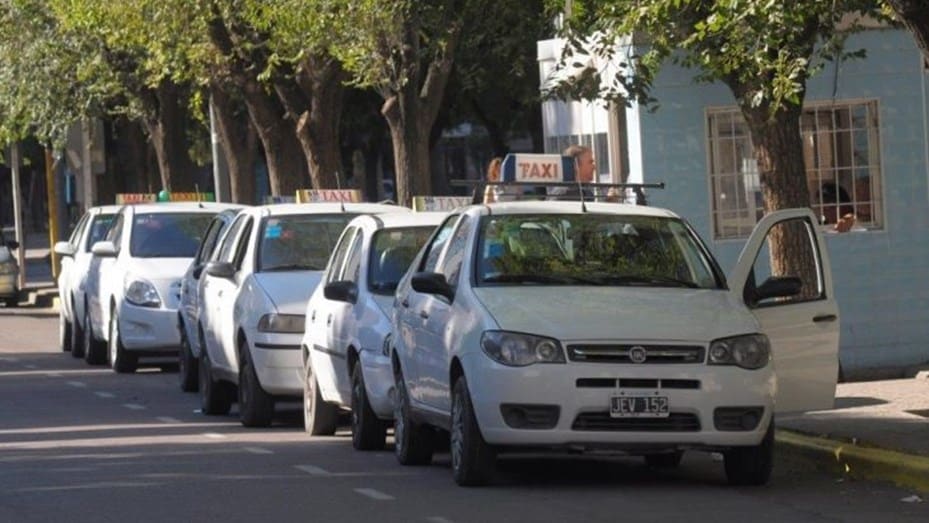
top-left (393, 379), bottom-right (405, 453)
top-left (304, 365), bottom-right (314, 428)
top-left (84, 311), bottom-right (92, 355)
top-left (351, 378), bottom-right (361, 432)
top-left (109, 316), bottom-right (118, 365)
top-left (451, 393), bottom-right (464, 471)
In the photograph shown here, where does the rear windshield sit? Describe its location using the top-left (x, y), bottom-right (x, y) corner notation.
top-left (368, 226), bottom-right (436, 294)
top-left (130, 213), bottom-right (215, 258)
top-left (257, 214), bottom-right (356, 272)
top-left (84, 214), bottom-right (116, 251)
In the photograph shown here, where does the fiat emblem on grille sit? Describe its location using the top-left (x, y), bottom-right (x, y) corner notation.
top-left (629, 346), bottom-right (647, 363)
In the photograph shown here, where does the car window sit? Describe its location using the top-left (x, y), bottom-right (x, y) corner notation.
top-left (84, 214), bottom-right (116, 252)
top-left (340, 233), bottom-right (364, 283)
top-left (743, 217), bottom-right (824, 307)
top-left (194, 218), bottom-right (225, 266)
top-left (233, 218), bottom-right (254, 270)
top-left (421, 215), bottom-right (459, 273)
top-left (437, 217), bottom-right (471, 287)
top-left (129, 213), bottom-right (215, 258)
top-left (216, 215), bottom-right (247, 263)
top-left (368, 226), bottom-right (436, 295)
top-left (258, 214), bottom-right (355, 272)
top-left (326, 227), bottom-right (357, 285)
top-left (69, 213), bottom-right (89, 247)
top-left (475, 214), bottom-right (720, 288)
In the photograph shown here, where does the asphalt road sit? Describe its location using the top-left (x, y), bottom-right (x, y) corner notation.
top-left (1, 316), bottom-right (927, 522)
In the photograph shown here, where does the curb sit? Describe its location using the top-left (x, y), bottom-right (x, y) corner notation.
top-left (776, 429), bottom-right (929, 494)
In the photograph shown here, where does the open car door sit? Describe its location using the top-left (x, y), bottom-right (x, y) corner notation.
top-left (729, 209), bottom-right (839, 414)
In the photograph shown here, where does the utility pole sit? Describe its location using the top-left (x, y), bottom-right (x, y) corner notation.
top-left (45, 147), bottom-right (60, 278)
top-left (209, 97), bottom-right (230, 202)
top-left (10, 143), bottom-right (26, 290)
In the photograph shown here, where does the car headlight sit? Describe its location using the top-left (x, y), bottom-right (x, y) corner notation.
top-left (257, 313), bottom-right (305, 333)
top-left (480, 330), bottom-right (566, 367)
top-left (125, 279), bottom-right (161, 307)
top-left (708, 334), bottom-right (770, 370)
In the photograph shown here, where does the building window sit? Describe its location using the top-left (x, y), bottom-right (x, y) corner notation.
top-left (707, 100), bottom-right (883, 239)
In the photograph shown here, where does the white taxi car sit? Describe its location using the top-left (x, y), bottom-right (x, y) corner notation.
top-left (197, 202), bottom-right (404, 427)
top-left (85, 203), bottom-right (224, 372)
top-left (55, 205), bottom-right (119, 360)
top-left (390, 201), bottom-right (838, 486)
top-left (302, 212), bottom-right (444, 448)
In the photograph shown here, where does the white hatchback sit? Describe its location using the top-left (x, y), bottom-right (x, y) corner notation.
top-left (390, 201), bottom-right (839, 486)
top-left (85, 203), bottom-right (227, 373)
top-left (197, 203), bottom-right (405, 427)
top-left (302, 212), bottom-right (445, 448)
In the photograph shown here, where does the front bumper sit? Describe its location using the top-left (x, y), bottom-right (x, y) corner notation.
top-left (118, 302), bottom-right (181, 352)
top-left (249, 332), bottom-right (303, 396)
top-left (463, 353), bottom-right (775, 450)
top-left (360, 349), bottom-right (394, 419)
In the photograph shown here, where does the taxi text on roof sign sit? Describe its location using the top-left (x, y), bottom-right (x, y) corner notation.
top-left (500, 154), bottom-right (577, 183)
top-left (295, 189), bottom-right (362, 203)
top-left (115, 192), bottom-right (215, 204)
top-left (412, 196), bottom-right (472, 212)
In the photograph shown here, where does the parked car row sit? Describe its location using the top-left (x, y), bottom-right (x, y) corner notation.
top-left (56, 194), bottom-right (840, 487)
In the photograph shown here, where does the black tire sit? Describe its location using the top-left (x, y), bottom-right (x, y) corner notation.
top-left (199, 347), bottom-right (233, 416)
top-left (108, 311), bottom-right (137, 374)
top-left (450, 376), bottom-right (496, 486)
top-left (59, 311), bottom-right (73, 353)
top-left (644, 451), bottom-right (684, 468)
top-left (83, 307), bottom-right (106, 365)
top-left (178, 323), bottom-right (198, 393)
top-left (393, 363), bottom-right (434, 466)
top-left (724, 419), bottom-right (775, 486)
top-left (351, 364), bottom-right (387, 450)
top-left (239, 348), bottom-right (274, 428)
top-left (303, 356), bottom-right (338, 435)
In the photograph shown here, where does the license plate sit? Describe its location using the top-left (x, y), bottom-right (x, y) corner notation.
top-left (610, 393), bottom-right (669, 418)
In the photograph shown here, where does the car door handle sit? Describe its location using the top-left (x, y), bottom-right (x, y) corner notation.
top-left (813, 314), bottom-right (837, 323)
top-left (419, 310), bottom-right (429, 319)
top-left (327, 314), bottom-right (332, 326)
top-left (401, 298), bottom-right (410, 308)
top-left (311, 310), bottom-right (316, 322)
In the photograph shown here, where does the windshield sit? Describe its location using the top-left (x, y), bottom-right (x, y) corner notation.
top-left (257, 214), bottom-right (356, 272)
top-left (130, 213), bottom-right (215, 258)
top-left (368, 226), bottom-right (436, 294)
top-left (475, 214), bottom-right (721, 289)
top-left (84, 214), bottom-right (116, 251)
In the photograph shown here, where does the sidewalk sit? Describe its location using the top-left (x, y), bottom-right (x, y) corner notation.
top-left (778, 375), bottom-right (929, 494)
top-left (0, 231), bottom-right (58, 316)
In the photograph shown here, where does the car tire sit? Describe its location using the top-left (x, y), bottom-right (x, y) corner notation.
top-left (644, 451), bottom-right (684, 468)
top-left (393, 364), bottom-right (434, 466)
top-left (178, 323), bottom-right (198, 393)
top-left (724, 419), bottom-right (774, 486)
top-left (108, 311), bottom-right (138, 374)
top-left (199, 348), bottom-right (232, 416)
top-left (60, 311), bottom-right (73, 353)
top-left (450, 376), bottom-right (496, 486)
top-left (351, 364), bottom-right (387, 451)
top-left (83, 307), bottom-right (106, 365)
top-left (239, 349), bottom-right (274, 428)
top-left (303, 358), bottom-right (338, 436)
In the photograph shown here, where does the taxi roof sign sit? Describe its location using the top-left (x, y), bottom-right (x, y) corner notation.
top-left (115, 192), bottom-right (215, 204)
top-left (500, 154), bottom-right (576, 183)
top-left (295, 189), bottom-right (362, 203)
top-left (412, 196), bottom-right (472, 212)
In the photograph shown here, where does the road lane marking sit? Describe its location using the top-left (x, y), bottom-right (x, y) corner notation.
top-left (46, 372), bottom-right (62, 377)
top-left (122, 404), bottom-right (146, 410)
top-left (427, 518), bottom-right (454, 523)
top-left (66, 381), bottom-right (87, 388)
top-left (156, 417), bottom-right (180, 424)
top-left (0, 357), bottom-right (19, 362)
top-left (94, 392), bottom-right (115, 398)
top-left (354, 488), bottom-right (394, 501)
top-left (295, 465), bottom-right (331, 476)
top-left (202, 432), bottom-right (226, 439)
top-left (24, 364), bottom-right (37, 369)
top-left (244, 447), bottom-right (273, 455)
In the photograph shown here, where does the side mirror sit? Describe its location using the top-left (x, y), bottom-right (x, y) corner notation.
top-left (54, 241), bottom-right (76, 257)
top-left (754, 276), bottom-right (803, 303)
top-left (324, 281), bottom-right (358, 304)
top-left (411, 272), bottom-right (454, 302)
top-left (6, 240), bottom-right (19, 251)
top-left (91, 241), bottom-right (118, 258)
top-left (205, 260), bottom-right (236, 279)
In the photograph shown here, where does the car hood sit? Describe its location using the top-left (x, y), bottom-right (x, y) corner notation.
top-left (472, 286), bottom-right (757, 343)
top-left (254, 271), bottom-right (323, 315)
top-left (125, 257), bottom-right (193, 309)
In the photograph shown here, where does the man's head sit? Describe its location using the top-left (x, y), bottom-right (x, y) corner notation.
top-left (564, 145), bottom-right (596, 183)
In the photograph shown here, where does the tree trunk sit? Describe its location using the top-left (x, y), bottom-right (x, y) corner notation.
top-left (142, 80), bottom-right (196, 192)
top-left (210, 83), bottom-right (258, 204)
top-left (888, 0), bottom-right (929, 61)
top-left (383, 95), bottom-right (432, 207)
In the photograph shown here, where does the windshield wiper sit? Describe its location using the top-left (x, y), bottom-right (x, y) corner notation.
top-left (593, 274), bottom-right (700, 288)
top-left (482, 273), bottom-right (599, 285)
top-left (261, 263), bottom-right (319, 272)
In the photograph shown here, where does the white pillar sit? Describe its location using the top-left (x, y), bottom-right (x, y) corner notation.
top-left (10, 143), bottom-right (26, 290)
top-left (209, 97), bottom-right (230, 202)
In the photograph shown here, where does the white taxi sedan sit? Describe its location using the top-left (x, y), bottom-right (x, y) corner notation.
top-left (85, 203), bottom-right (226, 372)
top-left (197, 203), bottom-right (404, 427)
top-left (302, 212), bottom-right (444, 448)
top-left (390, 201), bottom-right (838, 486)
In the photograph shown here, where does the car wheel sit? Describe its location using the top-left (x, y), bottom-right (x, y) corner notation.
top-left (450, 376), bottom-right (496, 486)
top-left (351, 364), bottom-right (387, 450)
top-left (239, 348), bottom-right (274, 428)
top-left (83, 307), bottom-right (106, 365)
top-left (644, 451), bottom-right (684, 468)
top-left (303, 357), bottom-right (338, 435)
top-left (59, 311), bottom-right (73, 353)
top-left (199, 348), bottom-right (232, 416)
top-left (724, 419), bottom-right (774, 486)
top-left (178, 324), bottom-right (198, 393)
top-left (393, 363), bottom-right (434, 466)
top-left (108, 311), bottom-right (137, 374)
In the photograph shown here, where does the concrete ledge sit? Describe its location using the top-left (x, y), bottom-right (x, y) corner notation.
top-left (777, 429), bottom-right (929, 493)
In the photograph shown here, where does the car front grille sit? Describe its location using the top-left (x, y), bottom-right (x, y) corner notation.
top-left (572, 412), bottom-right (701, 432)
top-left (566, 344), bottom-right (705, 364)
top-left (575, 378), bottom-right (701, 390)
